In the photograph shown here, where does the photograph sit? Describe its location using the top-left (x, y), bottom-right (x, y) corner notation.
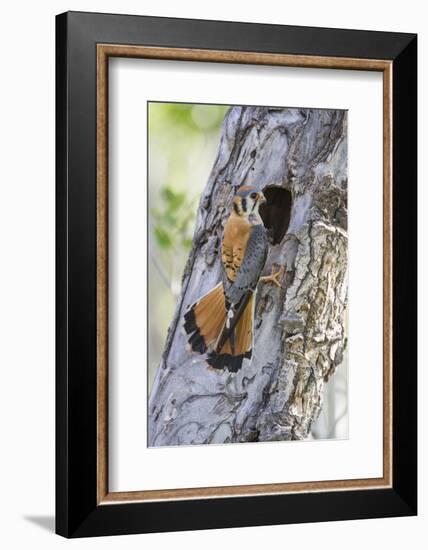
top-left (147, 101), bottom-right (349, 447)
top-left (0, 1), bottom-right (420, 545)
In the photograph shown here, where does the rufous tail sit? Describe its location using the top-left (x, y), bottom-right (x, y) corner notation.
top-left (183, 284), bottom-right (253, 373)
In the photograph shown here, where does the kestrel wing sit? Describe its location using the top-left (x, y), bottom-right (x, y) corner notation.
top-left (224, 224), bottom-right (268, 306)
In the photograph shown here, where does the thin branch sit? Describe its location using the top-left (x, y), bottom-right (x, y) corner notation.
top-left (150, 252), bottom-right (172, 291)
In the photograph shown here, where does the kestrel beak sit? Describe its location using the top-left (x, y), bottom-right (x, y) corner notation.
top-left (258, 192), bottom-right (267, 204)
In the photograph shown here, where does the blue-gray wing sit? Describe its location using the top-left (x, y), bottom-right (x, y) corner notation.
top-left (223, 224), bottom-right (268, 305)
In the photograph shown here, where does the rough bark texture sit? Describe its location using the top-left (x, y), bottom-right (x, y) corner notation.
top-left (148, 106), bottom-right (348, 446)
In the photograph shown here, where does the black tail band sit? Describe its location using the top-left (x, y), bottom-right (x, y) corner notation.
top-left (206, 350), bottom-right (252, 373)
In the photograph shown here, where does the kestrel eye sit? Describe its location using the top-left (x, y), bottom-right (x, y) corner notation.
top-left (250, 192), bottom-right (258, 199)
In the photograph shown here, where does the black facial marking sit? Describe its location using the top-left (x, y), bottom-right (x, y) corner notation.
top-left (233, 202), bottom-right (240, 215)
top-left (241, 198), bottom-right (247, 212)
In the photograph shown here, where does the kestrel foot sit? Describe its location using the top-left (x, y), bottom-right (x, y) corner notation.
top-left (260, 265), bottom-right (285, 288)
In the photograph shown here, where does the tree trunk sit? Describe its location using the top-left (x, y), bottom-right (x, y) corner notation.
top-left (148, 106), bottom-right (348, 446)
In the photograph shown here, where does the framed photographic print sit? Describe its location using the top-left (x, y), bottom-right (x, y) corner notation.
top-left (56, 11), bottom-right (417, 537)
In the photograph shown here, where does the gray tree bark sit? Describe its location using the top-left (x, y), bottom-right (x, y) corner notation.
top-left (148, 106), bottom-right (348, 446)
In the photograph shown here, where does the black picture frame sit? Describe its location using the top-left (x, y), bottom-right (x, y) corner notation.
top-left (56, 11), bottom-right (417, 538)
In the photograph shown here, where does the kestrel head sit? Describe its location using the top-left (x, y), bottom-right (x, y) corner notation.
top-left (232, 185), bottom-right (266, 217)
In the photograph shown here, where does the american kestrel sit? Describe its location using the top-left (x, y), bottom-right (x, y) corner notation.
top-left (184, 185), bottom-right (284, 372)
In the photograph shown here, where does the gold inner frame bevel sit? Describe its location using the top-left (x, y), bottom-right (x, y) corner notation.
top-left (96, 44), bottom-right (393, 505)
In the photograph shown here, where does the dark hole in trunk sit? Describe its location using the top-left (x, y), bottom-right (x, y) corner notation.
top-left (259, 187), bottom-right (292, 245)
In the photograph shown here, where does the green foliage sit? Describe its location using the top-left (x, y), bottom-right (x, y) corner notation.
top-left (153, 225), bottom-right (173, 249)
top-left (149, 102), bottom-right (229, 134)
top-left (152, 185), bottom-right (196, 252)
